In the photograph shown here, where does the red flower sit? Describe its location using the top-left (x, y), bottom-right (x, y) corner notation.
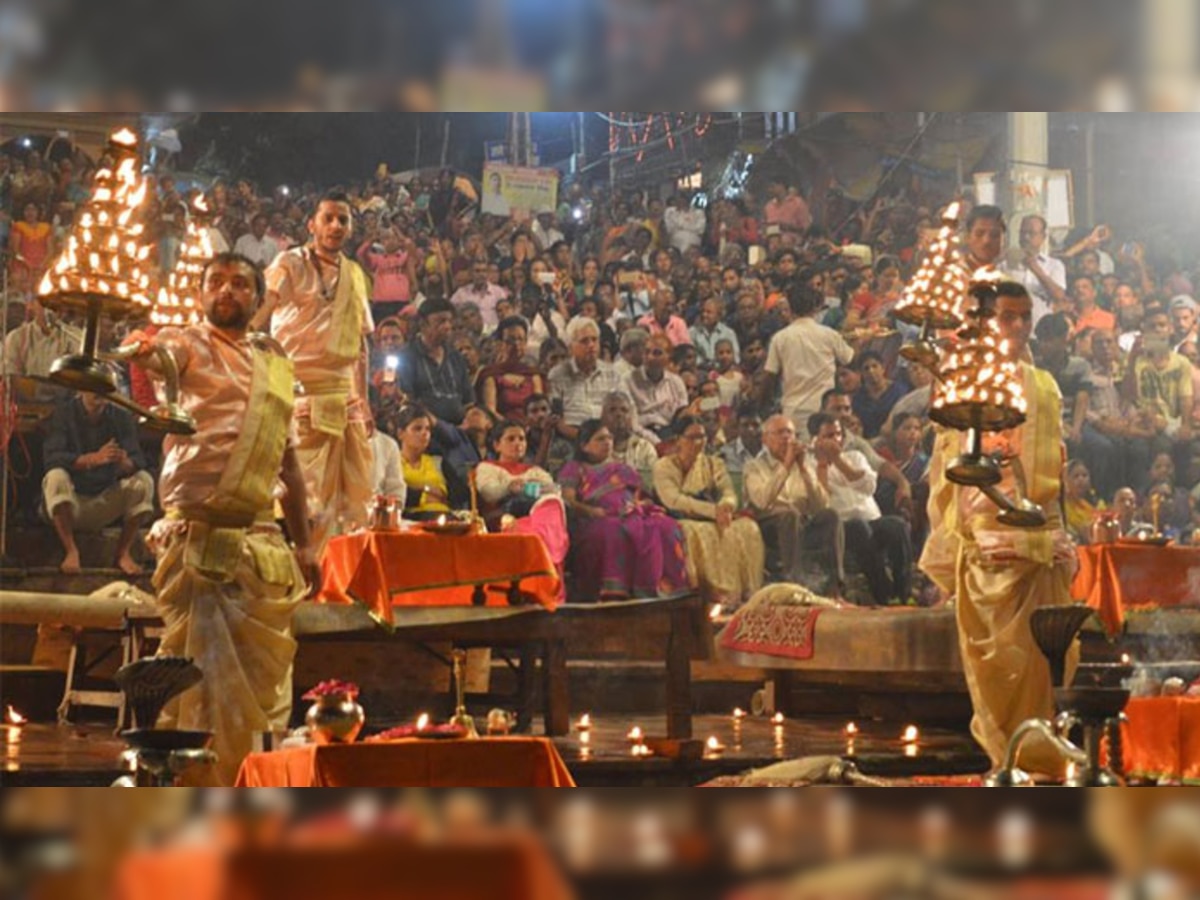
top-left (302, 679), bottom-right (360, 701)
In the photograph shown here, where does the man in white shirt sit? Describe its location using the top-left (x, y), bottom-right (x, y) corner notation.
top-left (744, 414), bottom-right (842, 592)
top-left (451, 260), bottom-right (509, 331)
top-left (369, 415), bottom-right (405, 505)
top-left (806, 412), bottom-right (912, 605)
top-left (1003, 214), bottom-right (1067, 327)
top-left (531, 211), bottom-right (565, 254)
top-left (233, 213), bottom-right (280, 269)
top-left (662, 193), bottom-right (706, 255)
top-left (759, 284), bottom-right (855, 430)
top-left (548, 317), bottom-right (622, 441)
top-left (623, 334), bottom-right (689, 437)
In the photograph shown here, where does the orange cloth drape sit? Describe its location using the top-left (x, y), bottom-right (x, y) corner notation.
top-left (1121, 696), bottom-right (1200, 784)
top-left (234, 736), bottom-right (576, 787)
top-left (113, 832), bottom-right (575, 900)
top-left (319, 531), bottom-right (560, 625)
top-left (1073, 544), bottom-right (1200, 635)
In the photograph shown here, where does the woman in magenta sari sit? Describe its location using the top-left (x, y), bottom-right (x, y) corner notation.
top-left (558, 419), bottom-right (690, 602)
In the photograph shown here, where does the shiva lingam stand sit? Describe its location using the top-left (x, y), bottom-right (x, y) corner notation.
top-left (985, 605), bottom-right (1130, 787)
top-left (113, 655), bottom-right (216, 786)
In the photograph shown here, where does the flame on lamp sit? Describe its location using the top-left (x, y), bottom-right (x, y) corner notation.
top-left (771, 712), bottom-right (785, 726)
top-left (110, 128), bottom-right (138, 147)
top-left (627, 725), bottom-right (644, 744)
top-left (577, 713), bottom-right (591, 731)
top-left (901, 725), bottom-right (920, 743)
top-left (415, 712), bottom-right (430, 731)
top-left (5, 706), bottom-right (26, 726)
top-left (844, 722), bottom-right (859, 738)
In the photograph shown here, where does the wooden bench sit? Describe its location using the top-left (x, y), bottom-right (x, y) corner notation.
top-left (296, 592), bottom-right (710, 738)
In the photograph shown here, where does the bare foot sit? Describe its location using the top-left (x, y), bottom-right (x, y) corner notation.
top-left (61, 550), bottom-right (82, 575)
top-left (116, 554), bottom-right (145, 576)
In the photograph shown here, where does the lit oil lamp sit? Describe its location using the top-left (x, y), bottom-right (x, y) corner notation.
top-left (704, 736), bottom-right (726, 758)
top-left (901, 725), bottom-right (920, 744)
top-left (627, 725), bottom-right (644, 745)
top-left (4, 706), bottom-right (25, 749)
top-left (577, 713), bottom-right (592, 734)
top-left (844, 722), bottom-right (859, 738)
top-left (415, 712), bottom-right (430, 732)
top-left (771, 712), bottom-right (785, 726)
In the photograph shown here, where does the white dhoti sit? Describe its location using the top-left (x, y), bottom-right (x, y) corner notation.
top-left (152, 518), bottom-right (304, 786)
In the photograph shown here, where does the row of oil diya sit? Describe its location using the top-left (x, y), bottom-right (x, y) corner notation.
top-left (296, 681), bottom-right (514, 746)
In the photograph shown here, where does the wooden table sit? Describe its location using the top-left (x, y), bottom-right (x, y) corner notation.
top-left (1074, 543), bottom-right (1200, 635)
top-left (298, 592), bottom-right (708, 739)
top-left (319, 529), bottom-right (561, 626)
top-left (234, 736), bottom-right (575, 787)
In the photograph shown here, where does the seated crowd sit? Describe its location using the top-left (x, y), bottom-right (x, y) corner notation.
top-left (4, 150), bottom-right (1197, 606)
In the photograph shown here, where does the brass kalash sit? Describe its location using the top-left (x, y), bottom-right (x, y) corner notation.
top-left (34, 128), bottom-right (195, 435)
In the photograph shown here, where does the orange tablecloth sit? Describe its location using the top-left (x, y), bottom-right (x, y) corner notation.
top-left (1073, 543), bottom-right (1200, 634)
top-left (319, 530), bottom-right (560, 625)
top-left (234, 736), bottom-right (576, 787)
top-left (113, 832), bottom-right (574, 900)
top-left (1122, 696), bottom-right (1200, 783)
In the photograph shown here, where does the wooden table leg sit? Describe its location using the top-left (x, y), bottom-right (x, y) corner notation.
top-left (515, 643), bottom-right (537, 733)
top-left (542, 638), bottom-right (569, 736)
top-left (666, 607), bottom-right (693, 739)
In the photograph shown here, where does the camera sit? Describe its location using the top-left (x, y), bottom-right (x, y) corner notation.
top-left (536, 272), bottom-right (557, 286)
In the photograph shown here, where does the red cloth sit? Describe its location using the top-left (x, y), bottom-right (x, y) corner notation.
top-left (719, 604), bottom-right (822, 661)
top-left (1121, 696), bottom-right (1200, 783)
top-left (235, 737), bottom-right (576, 787)
top-left (113, 832), bottom-right (575, 900)
top-left (1073, 544), bottom-right (1200, 635)
top-left (319, 531), bottom-right (560, 625)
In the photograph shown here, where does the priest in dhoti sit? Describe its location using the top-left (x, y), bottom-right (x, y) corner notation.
top-left (127, 252), bottom-right (319, 785)
top-left (254, 190), bottom-right (374, 553)
top-left (921, 282), bottom-right (1077, 777)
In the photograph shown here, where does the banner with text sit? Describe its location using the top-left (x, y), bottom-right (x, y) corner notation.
top-left (481, 163), bottom-right (559, 220)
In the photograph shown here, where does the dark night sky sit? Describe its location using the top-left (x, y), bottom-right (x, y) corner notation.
top-left (180, 113), bottom-right (602, 189)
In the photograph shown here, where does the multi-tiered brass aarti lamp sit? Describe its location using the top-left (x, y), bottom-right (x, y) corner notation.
top-left (899, 203), bottom-right (1045, 528)
top-left (36, 128), bottom-right (196, 435)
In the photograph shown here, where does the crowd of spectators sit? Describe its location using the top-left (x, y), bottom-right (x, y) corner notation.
top-left (4, 136), bottom-right (1199, 606)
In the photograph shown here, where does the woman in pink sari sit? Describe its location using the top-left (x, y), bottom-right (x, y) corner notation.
top-left (474, 420), bottom-right (569, 600)
top-left (558, 419), bottom-right (690, 602)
